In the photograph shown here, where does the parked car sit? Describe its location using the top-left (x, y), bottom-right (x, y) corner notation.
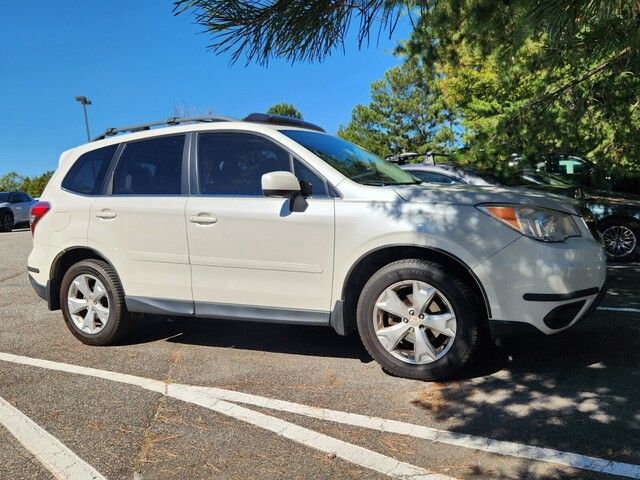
top-left (516, 152), bottom-right (639, 196)
top-left (0, 191), bottom-right (36, 232)
top-left (401, 163), bottom-right (640, 261)
top-left (28, 114), bottom-right (606, 381)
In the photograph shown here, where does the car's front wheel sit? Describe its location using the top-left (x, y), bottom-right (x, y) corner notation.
top-left (357, 259), bottom-right (482, 380)
top-left (60, 259), bottom-right (132, 345)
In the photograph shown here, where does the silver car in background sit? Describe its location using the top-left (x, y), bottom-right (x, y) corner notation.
top-left (0, 191), bottom-right (36, 232)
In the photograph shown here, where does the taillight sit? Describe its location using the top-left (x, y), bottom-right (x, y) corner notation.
top-left (30, 201), bottom-right (50, 235)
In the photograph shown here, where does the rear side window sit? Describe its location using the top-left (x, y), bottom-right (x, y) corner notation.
top-left (62, 144), bottom-right (117, 195)
top-left (197, 133), bottom-right (291, 196)
top-left (113, 135), bottom-right (185, 195)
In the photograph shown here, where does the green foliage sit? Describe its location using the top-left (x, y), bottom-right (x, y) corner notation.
top-left (338, 58), bottom-right (459, 157)
top-left (173, 0), bottom-right (406, 64)
top-left (266, 103), bottom-right (303, 119)
top-left (0, 171), bottom-right (54, 197)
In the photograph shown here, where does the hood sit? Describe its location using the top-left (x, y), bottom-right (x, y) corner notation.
top-left (393, 184), bottom-right (579, 214)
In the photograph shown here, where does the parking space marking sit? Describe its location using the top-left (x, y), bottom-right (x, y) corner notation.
top-left (170, 385), bottom-right (452, 480)
top-left (1, 351), bottom-right (639, 479)
top-left (598, 306), bottom-right (640, 313)
top-left (0, 395), bottom-right (106, 480)
top-left (0, 353), bottom-right (450, 480)
top-left (183, 385), bottom-right (640, 479)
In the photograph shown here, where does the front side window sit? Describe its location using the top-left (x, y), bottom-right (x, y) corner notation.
top-left (281, 130), bottom-right (419, 186)
top-left (62, 144), bottom-right (117, 195)
top-left (113, 136), bottom-right (185, 195)
top-left (197, 133), bottom-right (292, 196)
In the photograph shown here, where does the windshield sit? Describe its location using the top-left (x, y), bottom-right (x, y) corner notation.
top-left (281, 130), bottom-right (419, 186)
top-left (0, 193), bottom-right (8, 203)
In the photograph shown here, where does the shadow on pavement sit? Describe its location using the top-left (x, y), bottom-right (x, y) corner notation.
top-left (412, 310), bottom-right (640, 470)
top-left (122, 314), bottom-right (373, 363)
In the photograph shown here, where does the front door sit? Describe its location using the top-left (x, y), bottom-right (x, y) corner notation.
top-left (185, 131), bottom-right (335, 323)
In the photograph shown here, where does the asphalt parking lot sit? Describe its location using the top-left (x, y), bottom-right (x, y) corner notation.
top-left (1, 229), bottom-right (639, 480)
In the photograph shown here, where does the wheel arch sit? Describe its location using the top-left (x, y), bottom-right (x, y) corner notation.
top-left (48, 246), bottom-right (120, 310)
top-left (335, 244), bottom-right (490, 335)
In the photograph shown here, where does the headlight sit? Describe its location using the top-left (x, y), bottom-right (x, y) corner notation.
top-left (477, 204), bottom-right (581, 242)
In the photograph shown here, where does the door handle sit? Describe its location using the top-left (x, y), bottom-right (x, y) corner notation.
top-left (95, 209), bottom-right (117, 220)
top-left (189, 214), bottom-right (217, 225)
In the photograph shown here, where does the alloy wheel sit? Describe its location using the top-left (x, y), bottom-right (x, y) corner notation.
top-left (67, 274), bottom-right (110, 334)
top-left (602, 225), bottom-right (637, 258)
top-left (372, 280), bottom-right (457, 365)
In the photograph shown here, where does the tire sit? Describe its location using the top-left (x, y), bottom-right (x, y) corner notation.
top-left (357, 259), bottom-right (482, 381)
top-left (0, 211), bottom-right (13, 232)
top-left (599, 218), bottom-right (640, 262)
top-left (60, 259), bottom-right (132, 345)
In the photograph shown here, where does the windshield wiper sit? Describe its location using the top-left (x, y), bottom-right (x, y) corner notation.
top-left (361, 181), bottom-right (387, 186)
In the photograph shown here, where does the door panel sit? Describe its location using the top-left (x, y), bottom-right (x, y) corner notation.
top-left (186, 196), bottom-right (335, 314)
top-left (88, 197), bottom-right (191, 301)
top-left (88, 134), bottom-right (192, 303)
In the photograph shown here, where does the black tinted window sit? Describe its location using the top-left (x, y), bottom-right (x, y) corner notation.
top-left (198, 133), bottom-right (291, 196)
top-left (18, 193), bottom-right (32, 202)
top-left (293, 159), bottom-right (328, 197)
top-left (113, 136), bottom-right (184, 195)
top-left (62, 145), bottom-right (117, 195)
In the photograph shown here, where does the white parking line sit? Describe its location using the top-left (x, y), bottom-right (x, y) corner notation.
top-left (0, 395), bottom-right (106, 480)
top-left (1, 352), bottom-right (639, 479)
top-left (0, 353), bottom-right (449, 480)
top-left (598, 306), bottom-right (640, 313)
top-left (170, 385), bottom-right (450, 480)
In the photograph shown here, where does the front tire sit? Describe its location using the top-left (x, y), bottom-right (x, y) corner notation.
top-left (0, 212), bottom-right (13, 232)
top-left (357, 259), bottom-right (481, 381)
top-left (60, 259), bottom-right (132, 345)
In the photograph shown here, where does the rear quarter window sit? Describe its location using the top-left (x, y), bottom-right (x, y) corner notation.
top-left (62, 144), bottom-right (118, 195)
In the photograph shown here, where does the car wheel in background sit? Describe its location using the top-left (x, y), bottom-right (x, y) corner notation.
top-left (357, 259), bottom-right (482, 381)
top-left (600, 219), bottom-right (640, 261)
top-left (0, 212), bottom-right (13, 232)
top-left (60, 259), bottom-right (132, 345)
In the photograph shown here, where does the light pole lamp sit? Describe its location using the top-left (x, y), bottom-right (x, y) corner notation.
top-left (75, 96), bottom-right (92, 142)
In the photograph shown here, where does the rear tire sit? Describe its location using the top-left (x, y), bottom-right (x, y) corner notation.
top-left (357, 259), bottom-right (482, 381)
top-left (600, 218), bottom-right (640, 262)
top-left (60, 259), bottom-right (132, 345)
top-left (0, 212), bottom-right (13, 232)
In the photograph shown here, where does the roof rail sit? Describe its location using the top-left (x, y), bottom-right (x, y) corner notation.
top-left (92, 115), bottom-right (237, 141)
top-left (243, 113), bottom-right (325, 133)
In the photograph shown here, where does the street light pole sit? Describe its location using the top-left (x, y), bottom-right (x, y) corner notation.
top-left (75, 96), bottom-right (92, 142)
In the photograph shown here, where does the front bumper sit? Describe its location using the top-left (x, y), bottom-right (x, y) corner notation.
top-left (474, 234), bottom-right (607, 336)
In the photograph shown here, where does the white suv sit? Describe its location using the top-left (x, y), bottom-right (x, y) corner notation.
top-left (28, 114), bottom-right (607, 380)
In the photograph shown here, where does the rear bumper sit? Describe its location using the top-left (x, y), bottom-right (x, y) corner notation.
top-left (28, 274), bottom-right (54, 310)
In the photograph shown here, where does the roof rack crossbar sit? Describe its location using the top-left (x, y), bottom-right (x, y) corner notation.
top-left (92, 115), bottom-right (237, 141)
top-left (243, 113), bottom-right (325, 133)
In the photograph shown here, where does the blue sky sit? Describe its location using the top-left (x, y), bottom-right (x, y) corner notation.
top-left (0, 1), bottom-right (411, 176)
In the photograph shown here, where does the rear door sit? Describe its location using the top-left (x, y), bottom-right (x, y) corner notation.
top-left (185, 131), bottom-right (335, 322)
top-left (88, 135), bottom-right (193, 307)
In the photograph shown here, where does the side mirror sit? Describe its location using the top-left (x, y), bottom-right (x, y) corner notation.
top-left (262, 171), bottom-right (301, 198)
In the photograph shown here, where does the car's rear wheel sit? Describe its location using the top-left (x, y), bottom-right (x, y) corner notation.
top-left (60, 259), bottom-right (132, 345)
top-left (357, 259), bottom-right (481, 380)
top-left (0, 212), bottom-right (13, 232)
top-left (600, 219), bottom-right (640, 261)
